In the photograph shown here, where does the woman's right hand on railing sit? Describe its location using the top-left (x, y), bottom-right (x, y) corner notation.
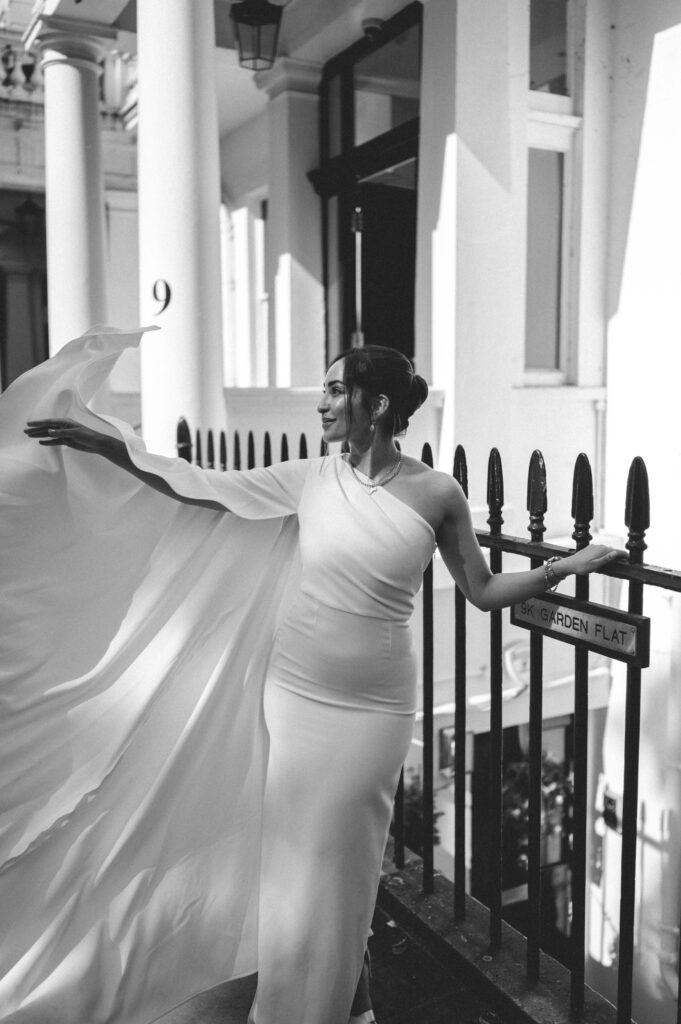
top-left (24, 418), bottom-right (111, 455)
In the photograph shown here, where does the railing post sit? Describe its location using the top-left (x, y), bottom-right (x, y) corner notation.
top-left (281, 434), bottom-right (289, 463)
top-left (263, 432), bottom-right (272, 468)
top-left (393, 769), bottom-right (406, 870)
top-left (487, 447), bottom-right (505, 948)
top-left (299, 434), bottom-right (308, 459)
top-left (617, 456), bottom-right (649, 1024)
top-left (219, 430), bottom-right (227, 471)
top-left (453, 444), bottom-right (469, 921)
top-left (195, 429), bottom-right (203, 468)
top-left (233, 431), bottom-right (241, 470)
top-left (247, 431), bottom-right (256, 469)
top-left (526, 448), bottom-right (547, 981)
top-left (421, 442), bottom-right (435, 894)
top-left (177, 416), bottom-right (192, 462)
top-left (570, 453), bottom-right (594, 1018)
top-left (206, 429), bottom-right (215, 470)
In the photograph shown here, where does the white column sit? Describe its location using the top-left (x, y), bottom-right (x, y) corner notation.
top-left (136, 0), bottom-right (225, 455)
top-left (259, 59), bottom-right (324, 388)
top-left (24, 17), bottom-right (113, 353)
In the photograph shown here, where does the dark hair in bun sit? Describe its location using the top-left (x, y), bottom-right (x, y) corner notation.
top-left (329, 345), bottom-right (428, 436)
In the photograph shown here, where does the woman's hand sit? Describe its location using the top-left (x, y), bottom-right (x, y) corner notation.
top-left (24, 419), bottom-right (110, 455)
top-left (558, 544), bottom-right (625, 578)
top-left (25, 417), bottom-right (225, 510)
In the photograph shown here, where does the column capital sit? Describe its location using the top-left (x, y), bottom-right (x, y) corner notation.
top-left (23, 15), bottom-right (117, 72)
top-left (256, 58), bottom-right (322, 100)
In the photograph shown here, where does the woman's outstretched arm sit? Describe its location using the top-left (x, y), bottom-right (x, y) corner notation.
top-left (434, 474), bottom-right (622, 611)
top-left (24, 419), bottom-right (226, 510)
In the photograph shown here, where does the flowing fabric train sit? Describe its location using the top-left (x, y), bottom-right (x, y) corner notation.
top-left (0, 328), bottom-right (300, 1024)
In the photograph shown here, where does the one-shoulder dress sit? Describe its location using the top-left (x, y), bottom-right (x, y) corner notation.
top-left (0, 329), bottom-right (436, 1024)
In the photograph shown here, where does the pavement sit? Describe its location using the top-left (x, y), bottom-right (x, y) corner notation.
top-left (155, 907), bottom-right (515, 1024)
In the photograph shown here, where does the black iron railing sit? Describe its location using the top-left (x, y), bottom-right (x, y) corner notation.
top-left (177, 416), bottom-right (681, 1024)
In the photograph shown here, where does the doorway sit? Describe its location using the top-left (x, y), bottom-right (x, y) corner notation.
top-left (0, 190), bottom-right (48, 391)
top-left (353, 158), bottom-right (417, 358)
top-left (310, 2), bottom-right (422, 364)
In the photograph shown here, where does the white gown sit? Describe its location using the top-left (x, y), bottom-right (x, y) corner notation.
top-left (0, 328), bottom-right (436, 1024)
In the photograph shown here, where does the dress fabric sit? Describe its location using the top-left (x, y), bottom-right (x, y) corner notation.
top-left (0, 328), bottom-right (436, 1024)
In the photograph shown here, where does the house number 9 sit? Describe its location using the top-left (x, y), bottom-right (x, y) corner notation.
top-left (152, 279), bottom-right (172, 314)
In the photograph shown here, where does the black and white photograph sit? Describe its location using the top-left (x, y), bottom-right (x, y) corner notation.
top-left (1, 1), bottom-right (679, 1023)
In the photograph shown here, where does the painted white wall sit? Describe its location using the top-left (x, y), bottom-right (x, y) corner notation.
top-left (220, 112), bottom-right (268, 204)
top-left (262, 63), bottom-right (324, 389)
top-left (415, 0), bottom-right (457, 470)
top-left (595, 4), bottom-right (681, 1022)
top-left (105, 188), bottom-right (141, 426)
top-left (604, 5), bottom-right (681, 566)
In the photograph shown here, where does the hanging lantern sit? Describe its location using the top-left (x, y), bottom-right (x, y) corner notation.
top-left (1, 43), bottom-right (16, 88)
top-left (230, 0), bottom-right (283, 71)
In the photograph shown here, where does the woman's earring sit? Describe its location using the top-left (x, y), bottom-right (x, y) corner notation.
top-left (370, 421), bottom-right (375, 432)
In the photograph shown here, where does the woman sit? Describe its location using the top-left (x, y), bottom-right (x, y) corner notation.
top-left (2, 330), bottom-right (618, 1024)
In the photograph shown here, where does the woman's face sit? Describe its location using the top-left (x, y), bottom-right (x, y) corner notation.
top-left (317, 359), bottom-right (370, 443)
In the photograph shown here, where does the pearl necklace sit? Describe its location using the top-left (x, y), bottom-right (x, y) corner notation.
top-left (346, 451), bottom-right (403, 495)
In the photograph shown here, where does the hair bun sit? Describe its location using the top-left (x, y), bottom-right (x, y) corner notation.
top-left (406, 374), bottom-right (428, 417)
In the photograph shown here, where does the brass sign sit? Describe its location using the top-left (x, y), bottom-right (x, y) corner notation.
top-left (510, 593), bottom-right (650, 667)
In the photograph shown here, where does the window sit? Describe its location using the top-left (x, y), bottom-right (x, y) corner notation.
top-left (524, 99), bottom-right (581, 383)
top-left (525, 148), bottom-right (564, 373)
top-left (530, 0), bottom-right (569, 96)
top-left (220, 196), bottom-right (268, 387)
top-left (353, 22), bottom-right (421, 149)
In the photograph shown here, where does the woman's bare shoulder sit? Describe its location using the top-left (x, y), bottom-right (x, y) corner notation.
top-left (401, 456), bottom-right (464, 495)
top-left (399, 457), bottom-right (468, 523)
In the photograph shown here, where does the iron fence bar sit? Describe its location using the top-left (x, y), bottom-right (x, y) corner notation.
top-left (570, 454), bottom-right (594, 1019)
top-left (571, 618), bottom-right (588, 1017)
top-left (421, 442), bottom-right (435, 895)
top-left (476, 532), bottom-right (681, 592)
top-left (195, 429), bottom-right (203, 468)
top-left (281, 434), bottom-right (289, 462)
top-left (206, 430), bottom-right (215, 469)
top-left (233, 431), bottom-right (241, 470)
top-left (526, 450), bottom-right (547, 982)
top-left (263, 432), bottom-right (272, 467)
top-left (177, 417), bottom-right (192, 462)
top-left (453, 444), bottom-right (468, 921)
top-left (678, 928), bottom-right (681, 1024)
top-left (617, 666), bottom-right (642, 1024)
top-left (219, 431), bottom-right (227, 471)
top-left (527, 617), bottom-right (543, 982)
top-left (393, 768), bottom-right (405, 869)
top-left (616, 457), bottom-right (649, 1024)
top-left (487, 448), bottom-right (504, 949)
top-left (454, 583), bottom-right (467, 919)
top-left (247, 431), bottom-right (256, 469)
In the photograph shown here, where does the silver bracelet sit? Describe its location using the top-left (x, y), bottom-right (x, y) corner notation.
top-left (544, 556), bottom-right (562, 592)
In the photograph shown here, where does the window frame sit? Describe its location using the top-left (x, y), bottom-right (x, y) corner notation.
top-left (524, 92), bottom-right (582, 386)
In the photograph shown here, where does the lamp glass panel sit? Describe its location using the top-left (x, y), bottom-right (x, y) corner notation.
top-left (236, 21), bottom-right (279, 70)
